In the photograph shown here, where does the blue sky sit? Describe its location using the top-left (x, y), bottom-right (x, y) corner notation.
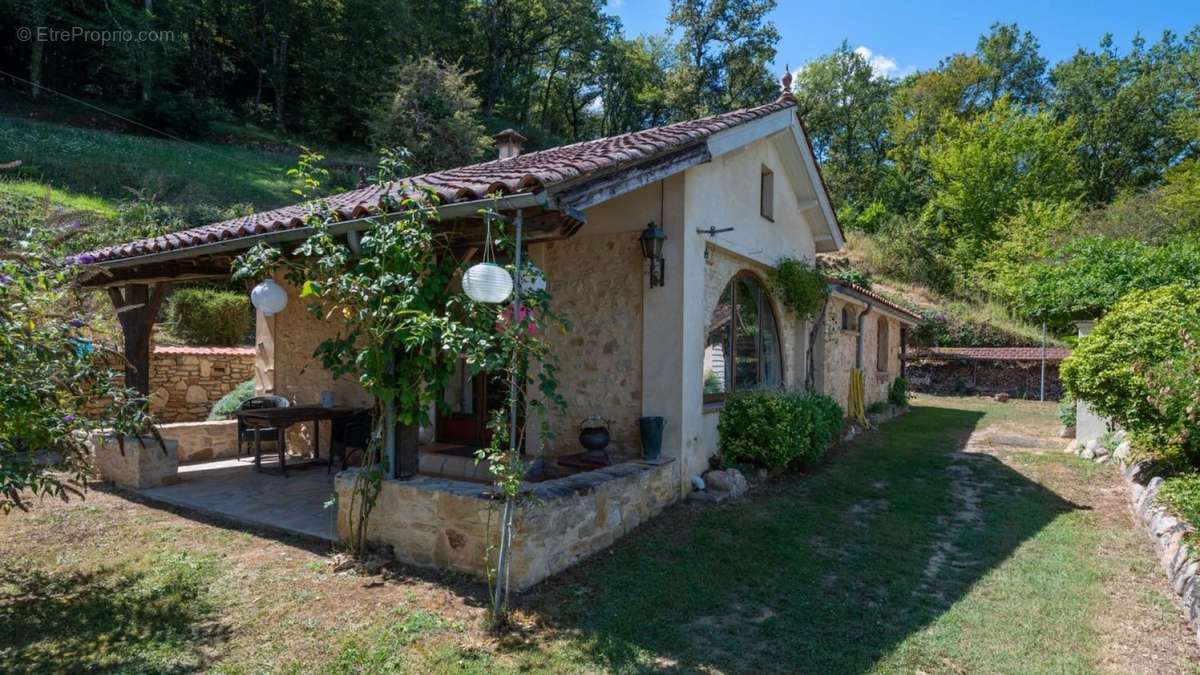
top-left (607, 1), bottom-right (1198, 77)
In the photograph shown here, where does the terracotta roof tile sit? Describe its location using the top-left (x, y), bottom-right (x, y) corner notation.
top-left (154, 345), bottom-right (256, 357)
top-left (81, 99), bottom-right (799, 265)
top-left (909, 346), bottom-right (1072, 363)
top-left (826, 278), bottom-right (921, 324)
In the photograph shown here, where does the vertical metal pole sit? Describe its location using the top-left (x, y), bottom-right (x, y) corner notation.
top-left (494, 209), bottom-right (523, 618)
top-left (1040, 322), bottom-right (1047, 402)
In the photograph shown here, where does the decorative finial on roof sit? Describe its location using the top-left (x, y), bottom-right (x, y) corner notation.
top-left (779, 66), bottom-right (794, 102)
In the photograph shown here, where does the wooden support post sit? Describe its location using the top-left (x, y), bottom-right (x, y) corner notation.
top-left (394, 423), bottom-right (419, 480)
top-left (108, 283), bottom-right (169, 397)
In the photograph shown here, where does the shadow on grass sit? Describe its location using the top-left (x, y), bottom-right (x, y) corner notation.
top-left (515, 403), bottom-right (1084, 673)
top-left (0, 555), bottom-right (231, 673)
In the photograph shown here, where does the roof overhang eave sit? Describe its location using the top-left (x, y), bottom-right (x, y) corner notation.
top-left (829, 285), bottom-right (920, 326)
top-left (80, 191), bottom-right (553, 280)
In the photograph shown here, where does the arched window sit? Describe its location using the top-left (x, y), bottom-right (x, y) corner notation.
top-left (704, 274), bottom-right (782, 400)
top-left (876, 316), bottom-right (890, 372)
top-left (841, 305), bottom-right (855, 331)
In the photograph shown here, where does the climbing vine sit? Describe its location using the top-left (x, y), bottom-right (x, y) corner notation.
top-left (772, 257), bottom-right (829, 320)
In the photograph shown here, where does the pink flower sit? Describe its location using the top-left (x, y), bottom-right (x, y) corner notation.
top-left (495, 305), bottom-right (538, 336)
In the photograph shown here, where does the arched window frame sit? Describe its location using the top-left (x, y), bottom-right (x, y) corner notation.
top-left (876, 316), bottom-right (890, 372)
top-left (704, 271), bottom-right (784, 403)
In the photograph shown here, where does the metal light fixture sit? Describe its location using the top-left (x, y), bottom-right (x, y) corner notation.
top-left (250, 278), bottom-right (288, 316)
top-left (639, 221), bottom-right (667, 288)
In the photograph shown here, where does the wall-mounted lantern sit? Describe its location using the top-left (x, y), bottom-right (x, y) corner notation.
top-left (639, 221), bottom-right (667, 288)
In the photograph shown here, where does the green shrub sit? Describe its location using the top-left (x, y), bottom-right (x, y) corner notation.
top-left (1061, 285), bottom-right (1200, 435)
top-left (167, 287), bottom-right (253, 346)
top-left (209, 380), bottom-right (256, 420)
top-left (1159, 472), bottom-right (1200, 534)
top-left (887, 378), bottom-right (909, 407)
top-left (1139, 324), bottom-right (1200, 465)
top-left (828, 268), bottom-right (872, 289)
top-left (718, 390), bottom-right (843, 471)
top-left (1057, 396), bottom-right (1077, 428)
top-left (771, 258), bottom-right (828, 319)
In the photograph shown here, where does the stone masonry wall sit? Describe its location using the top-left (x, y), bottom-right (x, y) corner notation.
top-left (906, 359), bottom-right (1064, 400)
top-left (149, 346), bottom-right (256, 422)
top-left (533, 232), bottom-right (644, 458)
top-left (819, 296), bottom-right (905, 410)
top-left (335, 458), bottom-right (679, 591)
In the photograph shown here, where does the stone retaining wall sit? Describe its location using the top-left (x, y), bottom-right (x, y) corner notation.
top-left (906, 358), bottom-right (1064, 401)
top-left (335, 458), bottom-right (679, 590)
top-left (159, 419), bottom-right (241, 463)
top-left (1121, 461), bottom-right (1200, 645)
top-left (149, 346), bottom-right (256, 423)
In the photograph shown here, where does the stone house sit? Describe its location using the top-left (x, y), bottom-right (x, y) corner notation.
top-left (80, 75), bottom-right (916, 588)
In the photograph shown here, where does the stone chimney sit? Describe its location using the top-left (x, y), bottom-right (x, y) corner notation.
top-left (494, 128), bottom-right (527, 160)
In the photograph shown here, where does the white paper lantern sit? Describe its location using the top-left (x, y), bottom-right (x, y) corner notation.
top-left (463, 262), bottom-right (513, 304)
top-left (250, 278), bottom-right (288, 316)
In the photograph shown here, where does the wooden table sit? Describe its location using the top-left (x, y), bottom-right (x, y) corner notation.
top-left (234, 405), bottom-right (365, 476)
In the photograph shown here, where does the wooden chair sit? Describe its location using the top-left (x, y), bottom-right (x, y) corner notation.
top-left (236, 395), bottom-right (290, 460)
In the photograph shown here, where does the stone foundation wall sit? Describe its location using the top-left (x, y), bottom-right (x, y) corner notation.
top-left (159, 419), bottom-right (240, 463)
top-left (906, 359), bottom-right (1064, 401)
top-left (149, 346), bottom-right (256, 422)
top-left (335, 458), bottom-right (679, 590)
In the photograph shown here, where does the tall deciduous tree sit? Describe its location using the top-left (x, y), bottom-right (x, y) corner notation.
top-left (665, 0), bottom-right (779, 118)
top-left (1050, 30), bottom-right (1198, 203)
top-left (792, 42), bottom-right (893, 211)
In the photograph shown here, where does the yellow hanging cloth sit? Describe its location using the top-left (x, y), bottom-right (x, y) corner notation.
top-left (848, 367), bottom-right (869, 427)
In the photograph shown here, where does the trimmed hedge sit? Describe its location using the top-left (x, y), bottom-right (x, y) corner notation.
top-left (167, 287), bottom-right (253, 346)
top-left (718, 390), bottom-right (843, 471)
top-left (209, 380), bottom-right (256, 421)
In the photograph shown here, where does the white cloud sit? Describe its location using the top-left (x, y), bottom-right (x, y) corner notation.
top-left (854, 45), bottom-right (903, 80)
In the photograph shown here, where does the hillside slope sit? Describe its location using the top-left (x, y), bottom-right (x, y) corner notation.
top-left (819, 249), bottom-right (1063, 349)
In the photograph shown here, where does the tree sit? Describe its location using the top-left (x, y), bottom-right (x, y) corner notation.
top-left (666, 0), bottom-right (779, 118)
top-left (596, 36), bottom-right (674, 135)
top-left (971, 22), bottom-right (1048, 108)
top-left (792, 42), bottom-right (893, 211)
top-left (368, 58), bottom-right (492, 174)
top-left (1050, 31), bottom-right (1197, 203)
top-left (0, 262), bottom-right (151, 512)
top-left (920, 97), bottom-right (1083, 277)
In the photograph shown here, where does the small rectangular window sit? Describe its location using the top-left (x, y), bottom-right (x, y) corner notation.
top-left (760, 166), bottom-right (774, 221)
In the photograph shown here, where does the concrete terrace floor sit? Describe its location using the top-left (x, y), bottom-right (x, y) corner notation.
top-left (138, 458), bottom-right (338, 541)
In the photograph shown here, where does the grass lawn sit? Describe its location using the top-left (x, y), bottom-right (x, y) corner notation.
top-left (0, 114), bottom-right (368, 212)
top-left (2, 396), bottom-right (1196, 673)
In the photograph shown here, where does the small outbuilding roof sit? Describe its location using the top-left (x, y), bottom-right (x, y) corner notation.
top-left (827, 278), bottom-right (921, 325)
top-left (907, 346), bottom-right (1072, 363)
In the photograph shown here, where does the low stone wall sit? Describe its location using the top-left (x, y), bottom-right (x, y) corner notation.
top-left (335, 458), bottom-right (679, 590)
top-left (90, 434), bottom-right (179, 489)
top-left (1121, 461), bottom-right (1200, 645)
top-left (149, 346), bottom-right (256, 423)
top-left (159, 419), bottom-right (240, 463)
top-left (906, 359), bottom-right (1064, 400)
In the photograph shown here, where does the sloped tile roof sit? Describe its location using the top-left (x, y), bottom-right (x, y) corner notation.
top-left (82, 98), bottom-right (798, 264)
top-left (909, 346), bottom-right (1072, 363)
top-left (827, 278), bottom-right (921, 324)
top-left (154, 345), bottom-right (255, 357)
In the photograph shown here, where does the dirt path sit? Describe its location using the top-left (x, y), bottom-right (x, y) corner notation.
top-left (962, 405), bottom-right (1199, 674)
